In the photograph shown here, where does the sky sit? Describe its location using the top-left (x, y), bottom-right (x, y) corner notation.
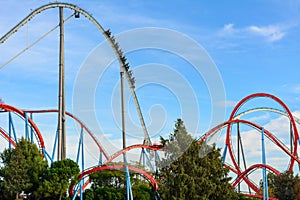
top-left (1, 0), bottom-right (300, 191)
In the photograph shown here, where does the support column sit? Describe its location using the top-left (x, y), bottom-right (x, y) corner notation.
top-left (121, 71), bottom-right (126, 150)
top-left (261, 127), bottom-right (268, 200)
top-left (57, 6), bottom-right (66, 160)
top-left (237, 123), bottom-right (240, 193)
top-left (121, 70), bottom-right (133, 200)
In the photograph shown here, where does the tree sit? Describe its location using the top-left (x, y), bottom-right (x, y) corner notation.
top-left (264, 171), bottom-right (300, 200)
top-left (158, 119), bottom-right (243, 199)
top-left (0, 138), bottom-right (81, 200)
top-left (82, 188), bottom-right (94, 200)
top-left (0, 137), bottom-right (48, 200)
top-left (36, 158), bottom-right (80, 200)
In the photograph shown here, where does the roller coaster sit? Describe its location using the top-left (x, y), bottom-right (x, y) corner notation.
top-left (1, 2), bottom-right (299, 200)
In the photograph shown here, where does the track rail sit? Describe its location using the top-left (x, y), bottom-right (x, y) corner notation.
top-left (0, 127), bottom-right (17, 147)
top-left (199, 118), bottom-right (300, 193)
top-left (227, 93), bottom-right (299, 173)
top-left (200, 93), bottom-right (300, 194)
top-left (234, 107), bottom-right (300, 124)
top-left (80, 164), bottom-right (158, 190)
top-left (24, 109), bottom-right (109, 160)
top-left (232, 163), bottom-right (280, 187)
top-left (103, 144), bottom-right (162, 164)
top-left (0, 104), bottom-right (45, 150)
top-left (0, 2), bottom-right (151, 145)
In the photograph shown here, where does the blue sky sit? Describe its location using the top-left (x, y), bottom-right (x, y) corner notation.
top-left (1, 1), bottom-right (300, 179)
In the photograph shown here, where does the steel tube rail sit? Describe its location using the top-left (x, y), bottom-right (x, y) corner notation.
top-left (0, 2), bottom-right (151, 146)
top-left (24, 109), bottom-right (109, 160)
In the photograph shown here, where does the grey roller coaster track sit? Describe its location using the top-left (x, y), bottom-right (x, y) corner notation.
top-left (234, 107), bottom-right (300, 124)
top-left (203, 107), bottom-right (300, 143)
top-left (0, 2), bottom-right (151, 146)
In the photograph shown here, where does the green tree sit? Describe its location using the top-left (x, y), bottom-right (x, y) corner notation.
top-left (89, 170), bottom-right (125, 200)
top-left (0, 137), bottom-right (48, 200)
top-left (264, 171), bottom-right (300, 200)
top-left (82, 188), bottom-right (94, 200)
top-left (158, 119), bottom-right (243, 200)
top-left (36, 158), bottom-right (80, 200)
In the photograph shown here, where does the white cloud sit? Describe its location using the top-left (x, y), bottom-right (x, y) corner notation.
top-left (219, 23), bottom-right (293, 43)
top-left (247, 25), bottom-right (286, 42)
top-left (223, 23), bottom-right (235, 33)
top-left (290, 85), bottom-right (300, 94)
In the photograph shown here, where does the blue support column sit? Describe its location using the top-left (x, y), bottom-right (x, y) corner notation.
top-left (141, 148), bottom-right (154, 172)
top-left (72, 183), bottom-right (80, 200)
top-left (98, 152), bottom-right (103, 165)
top-left (43, 148), bottom-right (53, 163)
top-left (52, 130), bottom-right (59, 162)
top-left (142, 148), bottom-right (146, 168)
top-left (81, 127), bottom-right (84, 171)
top-left (80, 179), bottom-right (83, 200)
top-left (8, 112), bottom-right (12, 149)
top-left (76, 131), bottom-right (82, 165)
top-left (155, 150), bottom-right (160, 174)
top-left (24, 112), bottom-right (29, 140)
top-left (72, 127), bottom-right (85, 200)
top-left (222, 145), bottom-right (228, 163)
top-left (123, 154), bottom-right (133, 200)
top-left (8, 112), bottom-right (17, 146)
top-left (261, 127), bottom-right (268, 200)
top-left (30, 113), bottom-right (34, 143)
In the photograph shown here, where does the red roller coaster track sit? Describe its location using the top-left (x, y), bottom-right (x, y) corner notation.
top-left (103, 144), bottom-right (162, 164)
top-left (0, 127), bottom-right (17, 147)
top-left (80, 165), bottom-right (158, 190)
top-left (227, 93), bottom-right (299, 173)
top-left (199, 93), bottom-right (300, 195)
top-left (24, 109), bottom-right (109, 160)
top-left (1, 92), bottom-right (299, 198)
top-left (0, 104), bottom-right (45, 149)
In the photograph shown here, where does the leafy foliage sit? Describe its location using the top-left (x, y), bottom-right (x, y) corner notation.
top-left (37, 158), bottom-right (80, 200)
top-left (0, 138), bottom-right (80, 200)
top-left (0, 137), bottom-right (48, 200)
top-left (158, 119), bottom-right (243, 199)
top-left (263, 171), bottom-right (300, 200)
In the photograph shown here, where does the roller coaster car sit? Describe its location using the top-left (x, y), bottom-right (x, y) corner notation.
top-left (105, 29), bottom-right (111, 37)
top-left (74, 11), bottom-right (80, 18)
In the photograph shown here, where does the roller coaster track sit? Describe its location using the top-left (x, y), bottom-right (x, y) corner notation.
top-left (199, 93), bottom-right (300, 195)
top-left (79, 164), bottom-right (158, 190)
top-left (0, 103), bottom-right (45, 150)
top-left (232, 163), bottom-right (280, 187)
top-left (70, 162), bottom-right (159, 197)
top-left (0, 2), bottom-right (151, 146)
top-left (24, 109), bottom-right (109, 160)
top-left (103, 144), bottom-right (162, 164)
top-left (0, 127), bottom-right (17, 147)
top-left (234, 107), bottom-right (300, 124)
top-left (200, 118), bottom-right (300, 193)
top-left (227, 93), bottom-right (299, 174)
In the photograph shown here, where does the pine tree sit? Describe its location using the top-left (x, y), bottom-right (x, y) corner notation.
top-left (0, 138), bottom-right (48, 200)
top-left (158, 119), bottom-right (243, 199)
